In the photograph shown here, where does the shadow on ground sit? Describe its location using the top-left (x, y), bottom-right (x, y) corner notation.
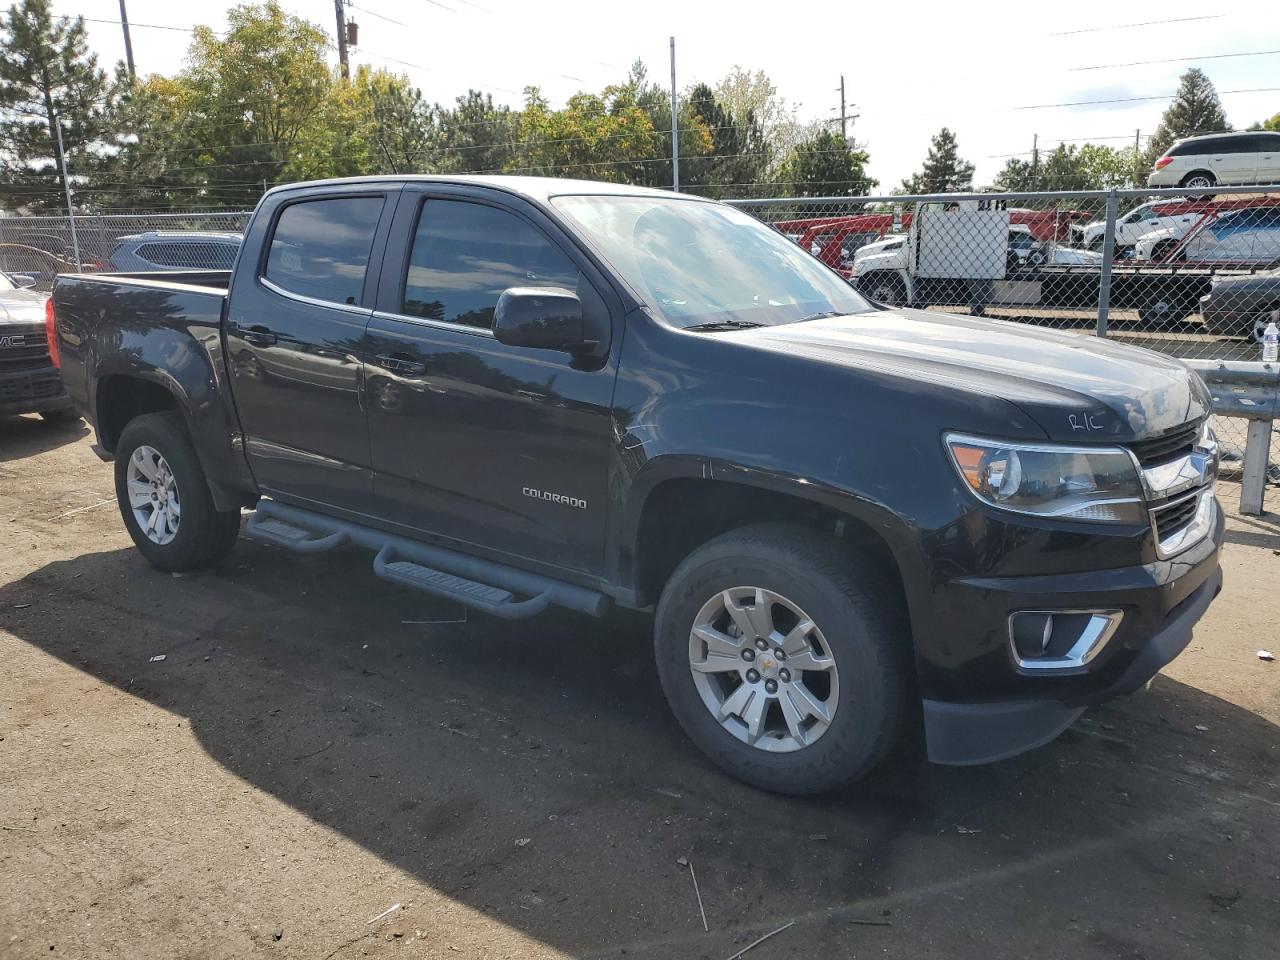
top-left (0, 413), bottom-right (88, 463)
top-left (2, 540), bottom-right (1276, 959)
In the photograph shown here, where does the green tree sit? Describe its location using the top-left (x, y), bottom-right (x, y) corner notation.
top-left (680, 81), bottom-right (770, 197)
top-left (437, 90), bottom-right (517, 174)
top-left (994, 142), bottom-right (1137, 191)
top-left (105, 2), bottom-right (344, 209)
top-left (365, 70), bottom-right (439, 173)
top-left (0, 0), bottom-right (121, 212)
top-left (1248, 113), bottom-right (1280, 132)
top-left (714, 66), bottom-right (809, 179)
top-left (1144, 68), bottom-right (1230, 165)
top-left (514, 83), bottom-right (657, 182)
top-left (622, 59), bottom-right (712, 189)
top-left (900, 127), bottom-right (974, 194)
top-left (776, 128), bottom-right (874, 197)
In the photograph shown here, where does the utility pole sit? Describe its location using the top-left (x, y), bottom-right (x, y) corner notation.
top-left (334, 0), bottom-right (350, 79)
top-left (1030, 133), bottom-right (1039, 189)
top-left (118, 0), bottom-right (136, 79)
top-left (839, 75), bottom-right (847, 141)
top-left (1134, 128), bottom-right (1142, 187)
top-left (53, 115), bottom-right (82, 271)
top-left (669, 36), bottom-right (679, 192)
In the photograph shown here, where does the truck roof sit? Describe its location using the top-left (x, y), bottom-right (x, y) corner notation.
top-left (265, 175), bottom-right (707, 205)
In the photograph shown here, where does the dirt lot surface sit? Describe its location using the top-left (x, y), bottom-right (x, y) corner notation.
top-left (1, 417), bottom-right (1277, 960)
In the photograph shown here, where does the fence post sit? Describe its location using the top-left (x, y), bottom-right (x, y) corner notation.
top-left (1241, 420), bottom-right (1272, 516)
top-left (1095, 189), bottom-right (1118, 338)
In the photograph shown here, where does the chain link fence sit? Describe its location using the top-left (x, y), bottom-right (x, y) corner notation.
top-left (0, 210), bottom-right (249, 288)
top-left (728, 185), bottom-right (1280, 497)
top-left (3, 186), bottom-right (1276, 498)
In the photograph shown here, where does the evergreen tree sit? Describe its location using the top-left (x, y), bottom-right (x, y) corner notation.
top-left (680, 81), bottom-right (770, 198)
top-left (900, 127), bottom-right (974, 194)
top-left (1144, 68), bottom-right (1230, 165)
top-left (438, 90), bottom-right (517, 175)
top-left (0, 0), bottom-right (120, 212)
top-left (777, 128), bottom-right (874, 197)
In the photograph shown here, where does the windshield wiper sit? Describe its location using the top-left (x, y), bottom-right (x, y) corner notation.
top-left (797, 311), bottom-right (846, 322)
top-left (683, 320), bottom-right (765, 332)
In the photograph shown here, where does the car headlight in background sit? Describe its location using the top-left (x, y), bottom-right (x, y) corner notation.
top-left (945, 433), bottom-right (1146, 524)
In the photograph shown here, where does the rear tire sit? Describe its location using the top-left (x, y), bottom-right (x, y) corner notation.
top-left (114, 412), bottom-right (241, 572)
top-left (1179, 171), bottom-right (1216, 192)
top-left (653, 523), bottom-right (912, 795)
top-left (1137, 290), bottom-right (1196, 328)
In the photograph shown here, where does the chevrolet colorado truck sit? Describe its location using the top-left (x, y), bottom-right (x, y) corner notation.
top-left (50, 176), bottom-right (1224, 794)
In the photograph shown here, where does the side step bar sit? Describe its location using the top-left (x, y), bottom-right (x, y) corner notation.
top-left (244, 499), bottom-right (609, 620)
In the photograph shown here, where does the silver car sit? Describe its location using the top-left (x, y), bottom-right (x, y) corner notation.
top-left (108, 231), bottom-right (242, 272)
top-left (1148, 132), bottom-right (1280, 189)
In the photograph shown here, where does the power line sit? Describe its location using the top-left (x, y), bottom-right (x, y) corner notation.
top-left (80, 17), bottom-right (222, 35)
top-left (1071, 49), bottom-right (1280, 72)
top-left (1050, 15), bottom-right (1225, 36)
top-left (1011, 86), bottom-right (1280, 111)
top-left (348, 5), bottom-right (409, 27)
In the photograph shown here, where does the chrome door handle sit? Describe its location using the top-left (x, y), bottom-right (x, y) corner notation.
top-left (377, 354), bottom-right (427, 376)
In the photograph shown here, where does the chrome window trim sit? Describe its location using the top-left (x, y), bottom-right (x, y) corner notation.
top-left (370, 309), bottom-right (497, 340)
top-left (1007, 609), bottom-right (1125, 673)
top-left (259, 276), bottom-right (371, 317)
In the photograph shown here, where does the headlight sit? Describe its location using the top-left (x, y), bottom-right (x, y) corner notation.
top-left (945, 433), bottom-right (1146, 524)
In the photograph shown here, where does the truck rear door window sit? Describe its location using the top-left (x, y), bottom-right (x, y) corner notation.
top-left (265, 196), bottom-right (384, 306)
top-left (401, 199), bottom-right (582, 329)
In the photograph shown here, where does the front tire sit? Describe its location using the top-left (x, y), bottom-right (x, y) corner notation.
top-left (114, 412), bottom-right (241, 572)
top-left (860, 272), bottom-right (907, 306)
top-left (654, 524), bottom-right (912, 795)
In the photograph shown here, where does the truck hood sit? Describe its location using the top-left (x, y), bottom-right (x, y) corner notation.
top-left (741, 309), bottom-right (1208, 442)
top-left (0, 289), bottom-right (47, 325)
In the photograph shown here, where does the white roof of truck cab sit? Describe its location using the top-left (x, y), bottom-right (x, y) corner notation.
top-left (265, 175), bottom-right (706, 205)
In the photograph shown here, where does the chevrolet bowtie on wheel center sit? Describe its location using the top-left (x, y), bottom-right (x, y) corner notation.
top-left (52, 175), bottom-right (1223, 795)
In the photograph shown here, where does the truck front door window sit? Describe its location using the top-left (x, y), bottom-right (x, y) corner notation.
top-left (402, 200), bottom-right (586, 328)
top-left (265, 197), bottom-right (384, 306)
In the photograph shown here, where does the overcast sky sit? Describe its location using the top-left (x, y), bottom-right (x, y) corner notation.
top-left (52, 0), bottom-right (1280, 192)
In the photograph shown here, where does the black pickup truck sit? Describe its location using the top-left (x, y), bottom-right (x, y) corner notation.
top-left (51, 176), bottom-right (1224, 794)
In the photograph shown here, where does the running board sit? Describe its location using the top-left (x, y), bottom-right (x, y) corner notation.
top-left (244, 499), bottom-right (608, 620)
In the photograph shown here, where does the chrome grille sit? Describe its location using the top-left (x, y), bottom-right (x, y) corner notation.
top-left (0, 325), bottom-right (51, 373)
top-left (1128, 420), bottom-right (1203, 468)
top-left (1150, 492), bottom-right (1201, 541)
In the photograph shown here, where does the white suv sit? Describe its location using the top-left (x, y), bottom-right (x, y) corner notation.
top-left (1148, 132), bottom-right (1280, 189)
top-left (1076, 200), bottom-right (1202, 253)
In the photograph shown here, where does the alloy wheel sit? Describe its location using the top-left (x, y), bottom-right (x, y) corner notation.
top-left (687, 586), bottom-right (839, 753)
top-left (126, 445), bottom-right (181, 545)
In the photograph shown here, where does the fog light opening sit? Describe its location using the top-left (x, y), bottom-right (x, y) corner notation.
top-left (1009, 609), bottom-right (1123, 672)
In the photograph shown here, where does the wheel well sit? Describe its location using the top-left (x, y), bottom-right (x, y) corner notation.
top-left (95, 375), bottom-right (179, 452)
top-left (1179, 169), bottom-right (1215, 185)
top-left (633, 478), bottom-right (903, 609)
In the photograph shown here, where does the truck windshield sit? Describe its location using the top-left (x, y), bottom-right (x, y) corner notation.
top-left (552, 195), bottom-right (871, 328)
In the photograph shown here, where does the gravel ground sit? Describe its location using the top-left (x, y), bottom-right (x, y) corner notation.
top-left (1, 416), bottom-right (1277, 960)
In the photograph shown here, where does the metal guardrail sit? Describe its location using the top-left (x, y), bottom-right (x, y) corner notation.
top-left (1183, 359), bottom-right (1279, 515)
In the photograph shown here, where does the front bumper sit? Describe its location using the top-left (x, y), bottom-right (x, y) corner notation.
top-left (920, 498), bottom-right (1224, 765)
top-left (0, 366), bottom-right (72, 417)
top-left (924, 564), bottom-right (1221, 764)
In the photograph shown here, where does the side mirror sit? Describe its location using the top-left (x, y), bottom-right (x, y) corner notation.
top-left (492, 287), bottom-right (590, 353)
top-left (10, 273), bottom-right (37, 289)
